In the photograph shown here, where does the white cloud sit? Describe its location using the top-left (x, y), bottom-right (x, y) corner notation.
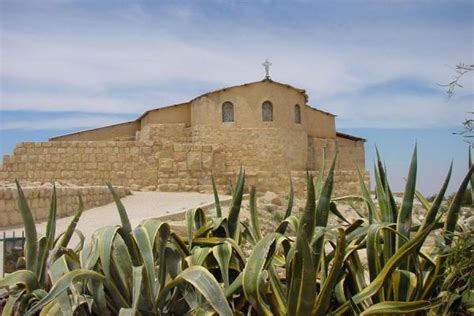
top-left (0, 90), bottom-right (187, 114)
top-left (0, 115), bottom-right (129, 131)
top-left (329, 94), bottom-right (472, 128)
top-left (1, 2), bottom-right (472, 129)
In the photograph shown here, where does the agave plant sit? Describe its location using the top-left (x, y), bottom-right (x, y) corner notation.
top-left (0, 148), bottom-right (472, 315)
top-left (0, 180), bottom-right (87, 315)
top-left (233, 147), bottom-right (472, 315)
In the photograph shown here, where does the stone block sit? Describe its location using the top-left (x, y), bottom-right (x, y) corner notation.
top-left (141, 185), bottom-right (156, 192)
top-left (157, 184), bottom-right (169, 191)
top-left (202, 145), bottom-right (213, 152)
top-left (159, 158), bottom-right (174, 171)
top-left (213, 152), bottom-right (225, 170)
top-left (159, 150), bottom-right (173, 159)
top-left (173, 143), bottom-right (186, 152)
top-left (202, 152), bottom-right (213, 170)
top-left (176, 162), bottom-right (187, 171)
top-left (173, 151), bottom-right (187, 162)
top-left (8, 211), bottom-right (21, 226)
top-left (130, 147), bottom-right (139, 155)
top-left (130, 184), bottom-right (141, 191)
top-left (167, 184), bottom-right (179, 191)
top-left (187, 152), bottom-right (202, 171)
top-left (191, 144), bottom-right (202, 151)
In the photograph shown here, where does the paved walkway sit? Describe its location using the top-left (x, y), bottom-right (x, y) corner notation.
top-left (0, 191), bottom-right (227, 242)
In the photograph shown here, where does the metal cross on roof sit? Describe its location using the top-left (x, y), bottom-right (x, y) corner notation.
top-left (262, 59), bottom-right (272, 79)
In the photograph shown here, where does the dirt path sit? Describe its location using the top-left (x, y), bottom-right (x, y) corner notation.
top-left (0, 191), bottom-right (229, 242)
top-left (0, 191), bottom-right (231, 276)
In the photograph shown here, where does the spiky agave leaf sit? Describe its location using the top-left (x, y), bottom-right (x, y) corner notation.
top-left (118, 265), bottom-right (143, 316)
top-left (107, 184), bottom-right (141, 266)
top-left (421, 166), bottom-right (474, 300)
top-left (211, 173), bottom-right (222, 218)
top-left (95, 226), bottom-right (131, 309)
top-left (276, 177), bottom-right (295, 235)
top-left (287, 229), bottom-right (316, 316)
top-left (32, 184), bottom-right (59, 287)
top-left (313, 228), bottom-right (345, 315)
top-left (357, 166), bottom-right (377, 223)
top-left (360, 300), bottom-right (433, 315)
top-left (15, 179), bottom-right (38, 274)
top-left (57, 194), bottom-right (83, 249)
top-left (312, 155), bottom-right (337, 276)
top-left (418, 163), bottom-right (452, 233)
top-left (444, 166), bottom-right (474, 243)
top-left (106, 182), bottom-right (132, 234)
top-left (26, 269), bottom-right (104, 315)
top-left (242, 233), bottom-right (279, 315)
top-left (45, 184), bottom-right (57, 250)
top-left (157, 266), bottom-right (233, 316)
top-left (299, 172), bottom-right (316, 240)
top-left (315, 154), bottom-right (337, 228)
top-left (185, 207), bottom-right (207, 248)
top-left (352, 223), bottom-right (435, 306)
top-left (249, 186), bottom-right (263, 241)
top-left (0, 270), bottom-right (39, 293)
top-left (375, 148), bottom-right (398, 222)
top-left (396, 145), bottom-right (417, 250)
top-left (212, 242), bottom-right (233, 288)
top-left (227, 167), bottom-right (245, 241)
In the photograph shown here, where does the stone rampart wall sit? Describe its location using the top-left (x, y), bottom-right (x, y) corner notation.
top-left (308, 137), bottom-right (365, 171)
top-left (0, 123), bottom-right (368, 199)
top-left (0, 183), bottom-right (130, 227)
top-left (0, 140), bottom-right (159, 187)
top-left (191, 125), bottom-right (308, 172)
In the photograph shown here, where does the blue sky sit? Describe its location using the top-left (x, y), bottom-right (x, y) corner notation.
top-left (0, 0), bottom-right (473, 195)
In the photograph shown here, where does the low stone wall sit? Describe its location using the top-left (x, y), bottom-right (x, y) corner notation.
top-left (0, 182), bottom-right (130, 227)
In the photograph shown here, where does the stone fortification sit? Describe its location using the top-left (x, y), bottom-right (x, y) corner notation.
top-left (0, 123), bottom-right (368, 200)
top-left (0, 79), bottom-right (369, 205)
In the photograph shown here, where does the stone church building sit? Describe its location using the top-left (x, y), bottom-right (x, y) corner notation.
top-left (0, 79), bottom-right (368, 196)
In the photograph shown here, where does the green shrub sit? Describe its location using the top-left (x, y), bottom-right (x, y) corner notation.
top-left (1, 148), bottom-right (473, 315)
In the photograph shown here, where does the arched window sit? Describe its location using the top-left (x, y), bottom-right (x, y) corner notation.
top-left (262, 101), bottom-right (273, 122)
top-left (222, 102), bottom-right (234, 122)
top-left (294, 104), bottom-right (301, 124)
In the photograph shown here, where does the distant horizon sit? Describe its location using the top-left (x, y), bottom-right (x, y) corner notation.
top-left (1, 0), bottom-right (472, 196)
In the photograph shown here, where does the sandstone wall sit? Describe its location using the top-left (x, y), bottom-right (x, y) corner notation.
top-left (0, 140), bottom-right (158, 187)
top-left (137, 123), bottom-right (191, 143)
top-left (308, 136), bottom-right (365, 172)
top-left (140, 102), bottom-right (191, 129)
top-left (191, 81), bottom-right (307, 130)
top-left (0, 183), bottom-right (129, 227)
top-left (191, 81), bottom-right (336, 139)
top-left (191, 125), bottom-right (308, 172)
top-left (0, 124), bottom-right (219, 193)
top-left (50, 121), bottom-right (140, 141)
top-left (335, 136), bottom-right (366, 171)
top-left (303, 108), bottom-right (336, 139)
top-left (0, 123), bottom-right (368, 199)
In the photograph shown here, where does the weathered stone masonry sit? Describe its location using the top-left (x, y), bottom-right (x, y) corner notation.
top-left (0, 79), bottom-right (369, 200)
top-left (0, 123), bottom-right (367, 197)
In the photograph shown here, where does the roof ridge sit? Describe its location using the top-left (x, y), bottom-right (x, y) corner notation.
top-left (189, 79), bottom-right (307, 103)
